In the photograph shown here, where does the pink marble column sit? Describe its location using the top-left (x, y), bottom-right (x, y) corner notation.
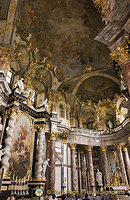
top-left (100, 146), bottom-right (110, 186)
top-left (116, 144), bottom-right (128, 185)
top-left (80, 150), bottom-right (86, 189)
top-left (70, 143), bottom-right (78, 191)
top-left (86, 146), bottom-right (95, 190)
top-left (123, 146), bottom-right (130, 182)
top-left (50, 133), bottom-right (57, 193)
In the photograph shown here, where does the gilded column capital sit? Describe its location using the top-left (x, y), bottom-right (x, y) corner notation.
top-left (39, 124), bottom-right (46, 132)
top-left (100, 145), bottom-right (107, 152)
top-left (79, 149), bottom-right (84, 154)
top-left (86, 145), bottom-right (93, 152)
top-left (50, 132), bottom-right (59, 141)
top-left (70, 143), bottom-right (76, 150)
top-left (10, 108), bottom-right (19, 118)
top-left (116, 144), bottom-right (123, 150)
top-left (122, 145), bottom-right (128, 152)
top-left (60, 130), bottom-right (70, 144)
top-left (61, 138), bottom-right (67, 144)
top-left (46, 135), bottom-right (51, 143)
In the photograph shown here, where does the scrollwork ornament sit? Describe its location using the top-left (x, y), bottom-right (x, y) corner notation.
top-left (110, 36), bottom-right (129, 66)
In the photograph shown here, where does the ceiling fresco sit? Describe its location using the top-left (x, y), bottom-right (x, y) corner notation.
top-left (16, 0), bottom-right (112, 79)
top-left (0, 0), bottom-right (120, 103)
top-left (0, 0), bottom-right (10, 20)
top-left (77, 76), bottom-right (120, 102)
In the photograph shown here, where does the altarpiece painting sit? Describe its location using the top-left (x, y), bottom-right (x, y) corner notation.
top-left (9, 114), bottom-right (33, 178)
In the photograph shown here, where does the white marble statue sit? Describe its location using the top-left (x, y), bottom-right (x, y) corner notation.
top-left (14, 78), bottom-right (24, 94)
top-left (0, 145), bottom-right (5, 161)
top-left (42, 158), bottom-right (50, 179)
top-left (96, 169), bottom-right (103, 186)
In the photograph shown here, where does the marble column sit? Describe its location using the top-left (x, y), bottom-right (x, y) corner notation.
top-left (50, 132), bottom-right (57, 193)
top-left (1, 109), bottom-right (17, 176)
top-left (100, 146), bottom-right (110, 186)
top-left (62, 138), bottom-right (68, 193)
top-left (116, 144), bottom-right (128, 185)
top-left (46, 137), bottom-right (51, 191)
top-left (80, 150), bottom-right (86, 190)
top-left (70, 143), bottom-right (78, 191)
top-left (86, 146), bottom-right (95, 190)
top-left (35, 124), bottom-right (46, 180)
top-left (123, 145), bottom-right (130, 182)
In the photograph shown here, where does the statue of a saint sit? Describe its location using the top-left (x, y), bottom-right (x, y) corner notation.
top-left (42, 158), bottom-right (50, 179)
top-left (107, 120), bottom-right (113, 130)
top-left (96, 169), bottom-right (103, 186)
top-left (14, 78), bottom-right (24, 94)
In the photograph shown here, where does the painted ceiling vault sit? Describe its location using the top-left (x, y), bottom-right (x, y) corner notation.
top-left (0, 0), bottom-right (121, 103)
top-left (16, 0), bottom-right (112, 78)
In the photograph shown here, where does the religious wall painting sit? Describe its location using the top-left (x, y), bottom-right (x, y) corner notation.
top-left (9, 114), bottom-right (33, 178)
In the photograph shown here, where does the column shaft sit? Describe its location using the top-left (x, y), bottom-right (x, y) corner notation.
top-left (35, 127), bottom-right (45, 179)
top-left (50, 139), bottom-right (55, 192)
top-left (117, 145), bottom-right (128, 185)
top-left (100, 146), bottom-right (110, 186)
top-left (46, 140), bottom-right (51, 191)
top-left (86, 146), bottom-right (95, 189)
top-left (123, 146), bottom-right (130, 182)
top-left (70, 144), bottom-right (77, 191)
top-left (80, 151), bottom-right (86, 189)
top-left (1, 111), bottom-right (16, 175)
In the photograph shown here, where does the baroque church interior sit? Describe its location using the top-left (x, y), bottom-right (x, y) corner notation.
top-left (0, 0), bottom-right (129, 199)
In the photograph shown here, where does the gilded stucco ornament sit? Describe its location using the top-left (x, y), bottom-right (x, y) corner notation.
top-left (110, 36), bottom-right (129, 66)
top-left (50, 132), bottom-right (59, 141)
top-left (93, 0), bottom-right (111, 20)
top-left (0, 47), bottom-right (12, 74)
top-left (59, 130), bottom-right (70, 144)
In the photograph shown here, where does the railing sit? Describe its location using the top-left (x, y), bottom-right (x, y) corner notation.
top-left (71, 118), bottom-right (130, 136)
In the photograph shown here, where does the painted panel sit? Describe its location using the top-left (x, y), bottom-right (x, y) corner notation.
top-left (9, 114), bottom-right (33, 178)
